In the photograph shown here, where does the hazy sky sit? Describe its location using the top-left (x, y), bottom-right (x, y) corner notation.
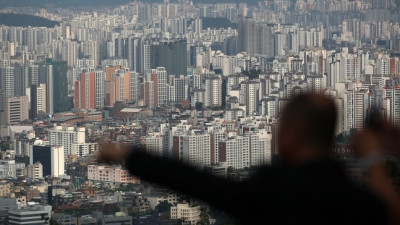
top-left (0, 0), bottom-right (260, 10)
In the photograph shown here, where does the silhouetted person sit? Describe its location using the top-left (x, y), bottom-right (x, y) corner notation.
top-left (100, 94), bottom-right (389, 225)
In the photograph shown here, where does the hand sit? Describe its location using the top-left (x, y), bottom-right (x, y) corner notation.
top-left (351, 128), bottom-right (383, 157)
top-left (97, 142), bottom-right (130, 164)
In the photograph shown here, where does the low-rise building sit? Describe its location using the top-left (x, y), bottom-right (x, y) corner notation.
top-left (22, 163), bottom-right (43, 180)
top-left (102, 212), bottom-right (132, 225)
top-left (8, 204), bottom-right (52, 225)
top-left (0, 160), bottom-right (25, 178)
top-left (0, 182), bottom-right (11, 197)
top-left (87, 165), bottom-right (140, 184)
top-left (170, 202), bottom-right (200, 224)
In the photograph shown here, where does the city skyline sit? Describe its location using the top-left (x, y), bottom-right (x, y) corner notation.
top-left (0, 0), bottom-right (399, 224)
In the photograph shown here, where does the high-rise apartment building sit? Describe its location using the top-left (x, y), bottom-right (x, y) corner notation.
top-left (114, 69), bottom-right (132, 103)
top-left (0, 67), bottom-right (15, 98)
top-left (28, 65), bottom-right (39, 86)
top-left (342, 89), bottom-right (370, 131)
top-left (30, 84), bottom-right (47, 119)
top-left (209, 129), bottom-right (227, 165)
top-left (105, 65), bottom-right (123, 107)
top-left (40, 60), bottom-right (71, 114)
top-left (246, 130), bottom-right (272, 167)
top-left (240, 80), bottom-right (260, 116)
top-left (141, 135), bottom-right (164, 157)
top-left (141, 67), bottom-right (168, 107)
top-left (143, 42), bottom-right (151, 74)
top-left (381, 79), bottom-right (400, 125)
top-left (48, 126), bottom-right (85, 160)
top-left (260, 97), bottom-right (278, 118)
top-left (51, 146), bottom-right (65, 177)
top-left (377, 53), bottom-right (391, 75)
top-left (126, 36), bottom-right (142, 73)
top-left (141, 80), bottom-right (155, 108)
top-left (50, 60), bottom-right (71, 113)
top-left (13, 66), bottom-right (27, 97)
top-left (181, 133), bottom-right (211, 167)
top-left (218, 136), bottom-right (250, 169)
top-left (238, 18), bottom-right (274, 58)
top-left (169, 75), bottom-right (189, 105)
top-left (74, 70), bottom-right (104, 110)
top-left (204, 75), bottom-right (222, 108)
top-left (130, 72), bottom-right (142, 104)
top-left (150, 39), bottom-right (187, 76)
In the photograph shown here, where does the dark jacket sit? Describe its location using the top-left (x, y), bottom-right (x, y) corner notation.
top-left (126, 151), bottom-right (387, 225)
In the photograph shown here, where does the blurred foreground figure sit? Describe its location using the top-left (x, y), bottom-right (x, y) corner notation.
top-left (100, 94), bottom-right (393, 225)
top-left (352, 113), bottom-right (400, 225)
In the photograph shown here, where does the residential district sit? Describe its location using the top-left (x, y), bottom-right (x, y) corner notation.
top-left (0, 0), bottom-right (399, 224)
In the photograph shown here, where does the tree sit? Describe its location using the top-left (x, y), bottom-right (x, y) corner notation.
top-left (242, 69), bottom-right (261, 80)
top-left (335, 132), bottom-right (351, 144)
top-left (50, 219), bottom-right (63, 225)
top-left (40, 213), bottom-right (50, 224)
top-left (103, 204), bottom-right (121, 215)
top-left (195, 102), bottom-right (204, 111)
top-left (196, 208), bottom-right (210, 225)
top-left (117, 183), bottom-right (137, 192)
top-left (155, 200), bottom-right (172, 213)
top-left (127, 207), bottom-right (137, 216)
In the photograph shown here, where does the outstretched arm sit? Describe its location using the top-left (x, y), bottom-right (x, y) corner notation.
top-left (98, 144), bottom-right (247, 216)
top-left (352, 127), bottom-right (400, 225)
top-left (126, 151), bottom-right (246, 212)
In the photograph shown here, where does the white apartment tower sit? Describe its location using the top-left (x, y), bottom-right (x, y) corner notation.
top-left (143, 43), bottom-right (151, 74)
top-left (204, 75), bottom-right (222, 108)
top-left (130, 72), bottom-right (141, 103)
top-left (1, 67), bottom-right (14, 98)
top-left (240, 80), bottom-right (260, 116)
top-left (141, 135), bottom-right (164, 157)
top-left (36, 84), bottom-right (47, 114)
top-left (181, 133), bottom-right (211, 167)
top-left (381, 82), bottom-right (400, 125)
top-left (342, 89), bottom-right (370, 131)
top-left (95, 71), bottom-right (105, 109)
top-left (156, 67), bottom-right (168, 106)
top-left (377, 54), bottom-right (390, 75)
top-left (219, 136), bottom-right (250, 169)
top-left (51, 146), bottom-right (65, 177)
top-left (247, 130), bottom-right (272, 167)
top-left (48, 126), bottom-right (85, 160)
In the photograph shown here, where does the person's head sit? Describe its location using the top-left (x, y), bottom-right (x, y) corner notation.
top-left (278, 94), bottom-right (337, 165)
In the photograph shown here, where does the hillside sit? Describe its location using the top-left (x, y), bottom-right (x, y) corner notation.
top-left (202, 17), bottom-right (238, 29)
top-left (0, 13), bottom-right (59, 28)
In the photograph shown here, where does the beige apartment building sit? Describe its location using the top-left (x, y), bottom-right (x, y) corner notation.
top-left (1, 96), bottom-right (29, 125)
top-left (87, 165), bottom-right (140, 184)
